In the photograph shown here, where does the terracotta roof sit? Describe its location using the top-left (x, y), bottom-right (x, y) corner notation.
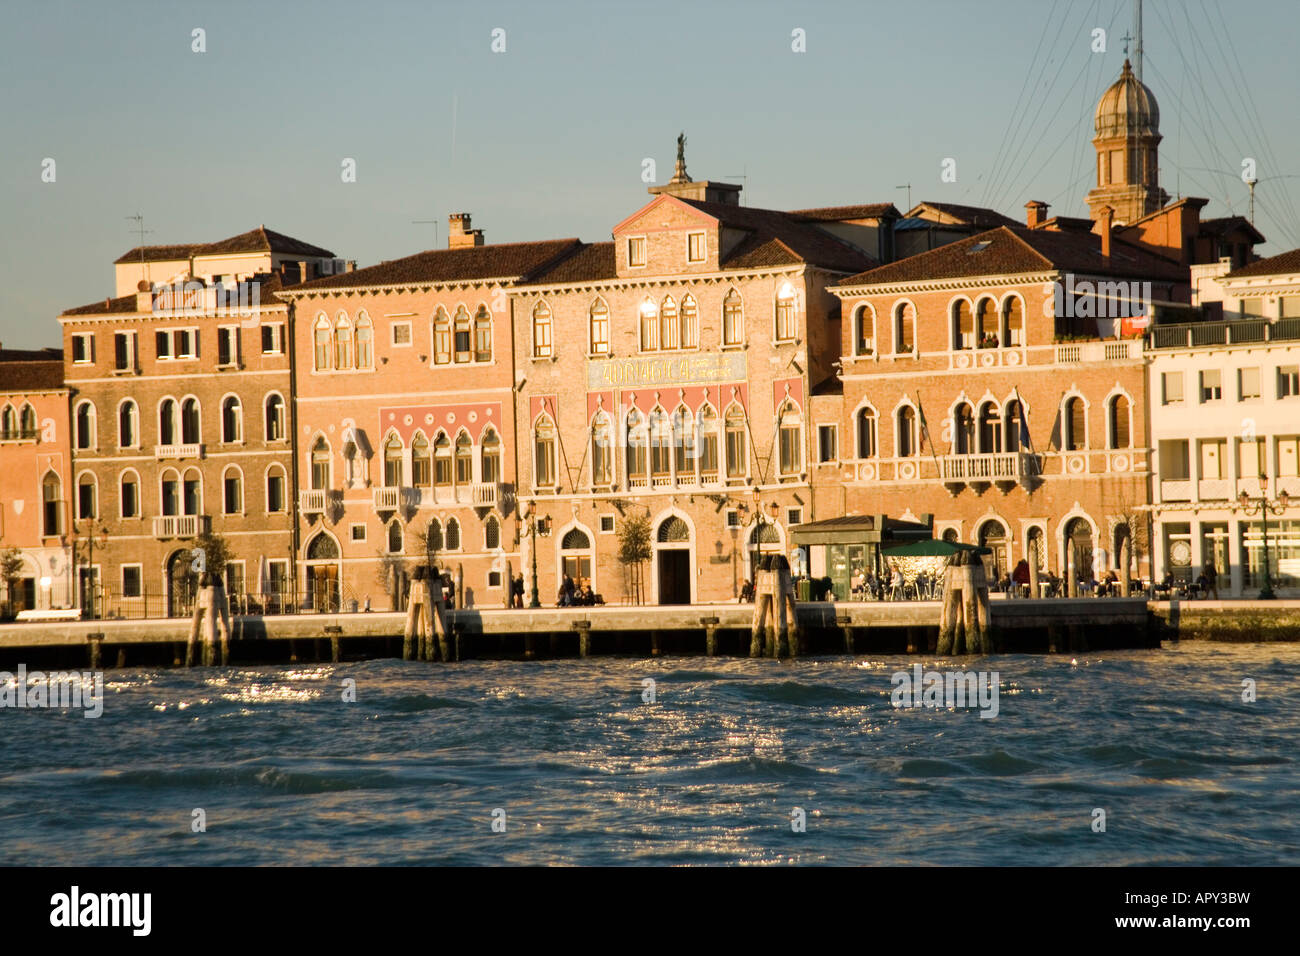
top-left (61, 271), bottom-right (294, 317)
top-left (788, 203), bottom-right (899, 222)
top-left (526, 242), bottom-right (617, 285)
top-left (0, 346), bottom-right (62, 362)
top-left (907, 202), bottom-right (1021, 229)
top-left (680, 199), bottom-right (874, 273)
top-left (1200, 216), bottom-right (1267, 244)
top-left (286, 239), bottom-right (585, 292)
top-left (1225, 246), bottom-right (1300, 279)
top-left (838, 226), bottom-right (1188, 287)
top-left (115, 226), bottom-right (335, 264)
top-left (60, 294), bottom-right (140, 316)
top-left (1038, 216), bottom-right (1095, 232)
top-left (0, 359), bottom-right (64, 391)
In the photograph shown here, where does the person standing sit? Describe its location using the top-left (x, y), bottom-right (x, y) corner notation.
top-left (1203, 561), bottom-right (1219, 600)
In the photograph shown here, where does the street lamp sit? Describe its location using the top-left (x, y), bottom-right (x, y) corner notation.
top-left (73, 519), bottom-right (109, 619)
top-left (521, 501), bottom-right (547, 609)
top-left (1238, 477), bottom-right (1291, 600)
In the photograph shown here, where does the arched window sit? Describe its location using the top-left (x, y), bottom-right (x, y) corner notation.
top-left (266, 465), bottom-right (286, 513)
top-left (649, 409), bottom-right (672, 479)
top-left (0, 405), bottom-right (15, 438)
top-left (942, 528), bottom-right (960, 544)
top-left (561, 526), bottom-right (593, 584)
top-left (698, 405), bottom-right (719, 480)
top-left (384, 434), bottom-right (404, 487)
top-left (626, 409), bottom-right (647, 483)
top-left (659, 516), bottom-right (691, 543)
top-left (334, 315), bottom-right (354, 370)
top-left (387, 520), bottom-right (403, 554)
top-left (42, 471), bottom-right (63, 535)
top-left (160, 468), bottom-right (180, 516)
top-left (182, 468), bottom-right (201, 515)
top-left (1003, 295), bottom-right (1024, 347)
top-left (222, 466), bottom-right (243, 514)
top-left (978, 401), bottom-right (1002, 453)
top-left (775, 284), bottom-right (797, 341)
top-left (975, 297), bottom-right (998, 347)
top-left (724, 405), bottom-right (747, 479)
top-left (411, 433), bottom-right (430, 486)
top-left (1005, 400), bottom-right (1027, 452)
top-left (19, 404), bottom-right (36, 437)
top-left (953, 299), bottom-right (974, 350)
top-left (118, 400), bottom-right (138, 448)
top-left (313, 316), bottom-right (331, 370)
top-left (455, 432), bottom-right (473, 485)
top-left (1064, 397), bottom-right (1086, 451)
top-left (453, 306), bottom-right (471, 363)
top-left (660, 297), bottom-right (679, 351)
top-left (854, 305), bottom-right (875, 355)
top-left (445, 517), bottom-right (461, 551)
top-left (1108, 394), bottom-right (1131, 448)
top-left (894, 302), bottom-right (915, 354)
top-left (119, 471), bottom-right (140, 519)
top-left (639, 298), bottom-right (659, 351)
top-left (356, 313), bottom-right (374, 369)
top-left (722, 289), bottom-right (744, 346)
top-left (265, 394), bottom-right (285, 441)
top-left (159, 398), bottom-right (177, 445)
top-left (897, 406), bottom-right (917, 458)
top-left (532, 302), bottom-right (552, 358)
top-left (433, 433), bottom-right (452, 488)
top-left (77, 473), bottom-right (96, 519)
top-left (75, 401), bottom-right (95, 450)
top-left (1027, 525), bottom-right (1047, 569)
top-left (978, 520), bottom-right (1008, 577)
top-left (221, 396), bottom-right (242, 443)
top-left (589, 299), bottom-right (609, 355)
top-left (433, 307), bottom-right (451, 365)
top-left (591, 413), bottom-right (613, 486)
top-left (310, 437), bottom-right (331, 490)
top-left (777, 402), bottom-right (802, 475)
top-left (307, 532), bottom-right (339, 561)
top-left (534, 418), bottom-right (556, 487)
top-left (425, 518), bottom-right (443, 556)
top-left (857, 407), bottom-right (877, 458)
top-left (484, 514), bottom-right (500, 551)
top-left (474, 306), bottom-right (492, 362)
top-left (481, 428), bottom-right (501, 484)
top-left (181, 397), bottom-right (200, 445)
top-left (680, 294), bottom-right (699, 349)
top-left (673, 405), bottom-right (694, 478)
top-left (954, 403), bottom-right (975, 454)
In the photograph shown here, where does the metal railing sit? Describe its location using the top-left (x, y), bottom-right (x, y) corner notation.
top-left (1149, 317), bottom-right (1300, 350)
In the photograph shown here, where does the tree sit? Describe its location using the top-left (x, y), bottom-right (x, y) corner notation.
top-left (1, 548), bottom-right (24, 618)
top-left (617, 511), bottom-right (652, 604)
top-left (192, 530), bottom-right (231, 580)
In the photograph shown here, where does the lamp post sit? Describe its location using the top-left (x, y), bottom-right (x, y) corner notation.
top-left (1238, 478), bottom-right (1291, 600)
top-left (522, 501), bottom-right (547, 609)
top-left (74, 519), bottom-right (109, 619)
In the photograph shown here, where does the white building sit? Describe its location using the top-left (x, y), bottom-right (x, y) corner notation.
top-left (1147, 249), bottom-right (1300, 595)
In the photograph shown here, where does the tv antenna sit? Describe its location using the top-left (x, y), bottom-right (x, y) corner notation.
top-left (412, 218), bottom-right (439, 249)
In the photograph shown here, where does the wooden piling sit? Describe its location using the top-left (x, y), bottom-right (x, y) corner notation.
top-left (701, 617), bottom-right (719, 657)
top-left (836, 613), bottom-right (854, 655)
top-left (455, 563), bottom-right (465, 610)
top-left (503, 560), bottom-right (514, 609)
top-left (574, 620), bottom-right (591, 658)
top-left (1028, 538), bottom-right (1040, 599)
top-left (87, 634), bottom-right (103, 671)
top-left (115, 647), bottom-right (126, 668)
top-left (1120, 538), bottom-right (1132, 597)
top-left (906, 627), bottom-right (920, 654)
top-left (325, 625), bottom-right (342, 663)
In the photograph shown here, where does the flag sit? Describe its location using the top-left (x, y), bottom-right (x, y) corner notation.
top-left (1012, 386), bottom-right (1034, 454)
top-left (915, 393), bottom-right (933, 452)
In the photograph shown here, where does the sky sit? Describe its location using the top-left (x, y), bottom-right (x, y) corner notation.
top-left (2, 0), bottom-right (1298, 349)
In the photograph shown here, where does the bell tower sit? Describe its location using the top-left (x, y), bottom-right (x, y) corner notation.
top-left (1085, 59), bottom-right (1168, 225)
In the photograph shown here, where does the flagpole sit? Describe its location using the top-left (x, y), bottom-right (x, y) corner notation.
top-left (915, 390), bottom-right (943, 480)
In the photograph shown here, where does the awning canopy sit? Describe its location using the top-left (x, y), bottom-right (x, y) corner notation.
top-left (791, 513), bottom-right (932, 547)
top-left (882, 539), bottom-right (991, 557)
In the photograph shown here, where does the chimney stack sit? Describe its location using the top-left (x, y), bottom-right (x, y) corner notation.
top-left (1025, 200), bottom-right (1049, 229)
top-left (1098, 205), bottom-right (1113, 258)
top-left (448, 213), bottom-right (484, 249)
top-left (298, 260), bottom-right (313, 283)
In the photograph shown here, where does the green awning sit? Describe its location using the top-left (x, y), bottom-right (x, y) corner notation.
top-left (882, 539), bottom-right (991, 557)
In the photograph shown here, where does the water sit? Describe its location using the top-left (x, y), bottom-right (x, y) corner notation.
top-left (2, 642), bottom-right (1297, 865)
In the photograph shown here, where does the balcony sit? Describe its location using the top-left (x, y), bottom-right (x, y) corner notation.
top-left (941, 452), bottom-right (1042, 495)
top-left (373, 486), bottom-right (403, 512)
top-left (1148, 317), bottom-right (1300, 350)
top-left (1197, 478), bottom-right (1233, 501)
top-left (300, 489), bottom-right (327, 514)
top-left (153, 515), bottom-right (210, 539)
top-left (1054, 339), bottom-right (1141, 364)
top-left (155, 443), bottom-right (203, 460)
top-left (1159, 479), bottom-right (1193, 502)
top-left (472, 482), bottom-right (500, 509)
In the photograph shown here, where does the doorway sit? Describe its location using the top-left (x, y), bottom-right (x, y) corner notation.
top-left (657, 549), bottom-right (691, 605)
top-left (167, 550), bottom-right (196, 618)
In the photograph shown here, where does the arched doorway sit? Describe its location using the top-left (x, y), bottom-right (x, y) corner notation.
top-left (167, 549), bottom-right (197, 618)
top-left (559, 526), bottom-right (594, 590)
top-left (977, 520), bottom-right (1009, 580)
top-left (304, 532), bottom-right (340, 612)
top-left (655, 516), bottom-right (693, 605)
top-left (1065, 517), bottom-right (1094, 585)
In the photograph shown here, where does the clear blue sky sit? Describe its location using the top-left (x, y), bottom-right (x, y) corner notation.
top-left (3, 0), bottom-right (1297, 348)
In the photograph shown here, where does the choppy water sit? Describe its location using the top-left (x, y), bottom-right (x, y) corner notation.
top-left (2, 642), bottom-right (1297, 865)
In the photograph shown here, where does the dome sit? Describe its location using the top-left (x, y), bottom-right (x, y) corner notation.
top-left (1094, 59), bottom-right (1160, 139)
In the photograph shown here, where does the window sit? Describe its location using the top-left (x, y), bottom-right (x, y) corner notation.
top-left (72, 333), bottom-right (94, 364)
top-left (1003, 296), bottom-right (1024, 347)
top-left (122, 566), bottom-right (142, 599)
top-left (223, 469), bottom-right (243, 514)
top-left (387, 521), bottom-right (403, 554)
top-left (217, 326), bottom-right (238, 366)
top-left (1239, 367), bottom-right (1261, 400)
top-left (159, 398), bottom-right (177, 445)
top-left (1160, 439), bottom-right (1191, 480)
top-left (75, 401), bottom-right (95, 450)
top-left (775, 286), bottom-right (797, 342)
top-left (1237, 438), bottom-right (1265, 480)
top-left (660, 297), bottom-right (679, 351)
top-left (627, 236), bottom-right (646, 267)
top-left (589, 299), bottom-right (609, 355)
top-left (1240, 298), bottom-right (1266, 319)
top-left (599, 514), bottom-right (615, 534)
top-left (351, 524), bottom-right (367, 542)
top-left (626, 410), bottom-right (647, 482)
top-left (1, 405), bottom-right (16, 439)
top-left (481, 429), bottom-right (501, 484)
top-left (181, 398), bottom-right (200, 444)
top-left (455, 432), bottom-right (473, 485)
top-left (724, 406), bottom-right (747, 478)
top-left (954, 403), bottom-right (975, 454)
top-left (1064, 397), bottom-right (1086, 451)
top-left (384, 435), bottom-right (404, 487)
top-left (687, 232), bottom-right (706, 262)
top-left (1277, 436), bottom-right (1300, 477)
top-left (1279, 365), bottom-right (1300, 398)
top-left (777, 404), bottom-right (802, 475)
top-left (446, 518), bottom-right (461, 551)
top-left (975, 298), bottom-right (997, 347)
top-left (897, 407), bottom-right (917, 458)
top-left (591, 415), bottom-right (613, 486)
top-left (1162, 371), bottom-right (1184, 404)
top-left (978, 402), bottom-right (1002, 453)
top-left (1200, 369), bottom-right (1222, 402)
top-left (156, 330), bottom-right (170, 360)
top-left (182, 469), bottom-right (201, 515)
top-left (639, 299), bottom-right (659, 351)
top-left (1199, 439), bottom-right (1227, 480)
top-left (77, 474), bottom-right (96, 519)
top-left (854, 306), bottom-right (874, 355)
top-left (225, 563), bottom-right (244, 602)
top-left (174, 329), bottom-right (197, 359)
top-left (725, 509), bottom-right (741, 529)
top-left (160, 469), bottom-right (179, 516)
top-left (680, 295), bottom-right (699, 349)
top-left (114, 331), bottom-right (135, 371)
top-left (20, 403), bottom-right (35, 437)
top-left (895, 302), bottom-right (915, 354)
top-left (1108, 395), bottom-right (1131, 449)
top-left (673, 406), bottom-right (694, 478)
top-left (532, 302), bottom-right (552, 358)
top-left (787, 508), bottom-right (802, 526)
top-left (953, 300), bottom-right (974, 350)
top-left (261, 323), bottom-right (284, 354)
top-left (120, 473), bottom-right (139, 519)
top-left (335, 316), bottom-right (354, 370)
top-left (817, 425), bottom-right (838, 463)
top-left (473, 306), bottom-right (491, 363)
top-left (453, 306), bottom-right (471, 363)
top-left (221, 396), bottom-right (242, 443)
top-left (391, 321), bottom-right (412, 347)
top-left (1005, 400), bottom-right (1026, 452)
top-left (411, 434), bottom-right (431, 486)
top-left (118, 400), bottom-right (138, 448)
top-left (649, 410), bottom-right (671, 479)
top-left (356, 314), bottom-right (374, 369)
top-left (434, 434), bottom-right (452, 487)
top-left (485, 515), bottom-right (501, 550)
top-left (698, 406), bottom-right (719, 479)
top-left (723, 290), bottom-right (743, 346)
top-left (310, 438), bottom-right (331, 490)
top-left (267, 466), bottom-right (286, 513)
top-left (42, 472), bottom-right (62, 536)
top-left (265, 394), bottom-right (285, 441)
top-left (857, 408), bottom-right (877, 458)
top-left (433, 308), bottom-right (451, 365)
top-left (313, 317), bottom-right (331, 370)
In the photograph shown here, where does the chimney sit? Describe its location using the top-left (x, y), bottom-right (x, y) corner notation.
top-left (1098, 205), bottom-right (1113, 258)
top-left (448, 213), bottom-right (484, 249)
top-left (135, 279), bottom-right (152, 313)
top-left (1025, 200), bottom-right (1049, 229)
top-left (298, 260), bottom-right (314, 283)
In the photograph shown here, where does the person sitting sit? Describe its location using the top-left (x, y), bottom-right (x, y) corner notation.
top-left (739, 578), bottom-right (755, 603)
top-left (1012, 559), bottom-right (1031, 597)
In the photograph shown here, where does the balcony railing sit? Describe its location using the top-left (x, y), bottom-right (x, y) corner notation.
top-left (153, 515), bottom-right (210, 538)
top-left (1148, 317), bottom-right (1300, 350)
top-left (941, 452), bottom-right (1041, 492)
top-left (299, 489), bottom-right (327, 514)
top-left (1054, 339), bottom-right (1141, 363)
top-left (154, 443), bottom-right (203, 459)
top-left (373, 486), bottom-right (402, 512)
top-left (472, 482), bottom-right (500, 508)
